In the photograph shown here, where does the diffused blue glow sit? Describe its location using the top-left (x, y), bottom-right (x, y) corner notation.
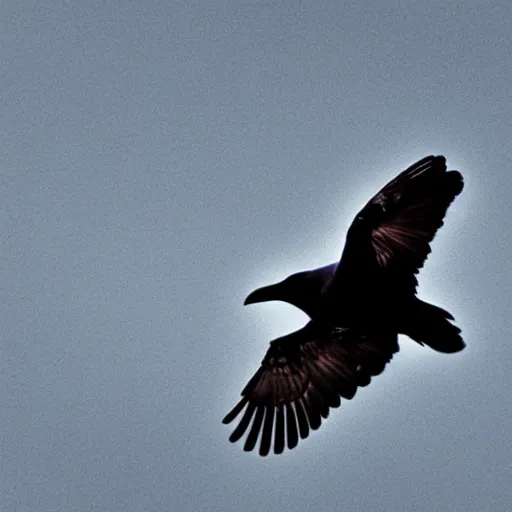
top-left (1, 1), bottom-right (511, 511)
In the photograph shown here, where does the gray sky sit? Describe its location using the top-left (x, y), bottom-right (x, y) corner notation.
top-left (1, 1), bottom-right (511, 511)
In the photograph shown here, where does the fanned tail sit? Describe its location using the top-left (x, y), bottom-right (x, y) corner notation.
top-left (402, 298), bottom-right (465, 353)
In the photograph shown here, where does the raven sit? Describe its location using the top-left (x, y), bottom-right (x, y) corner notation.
top-left (223, 155), bottom-right (464, 456)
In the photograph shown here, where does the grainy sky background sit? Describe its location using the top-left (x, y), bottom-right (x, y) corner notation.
top-left (1, 1), bottom-right (511, 511)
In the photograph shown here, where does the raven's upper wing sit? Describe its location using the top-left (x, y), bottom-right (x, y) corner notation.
top-left (327, 155), bottom-right (464, 296)
top-left (223, 322), bottom-right (398, 456)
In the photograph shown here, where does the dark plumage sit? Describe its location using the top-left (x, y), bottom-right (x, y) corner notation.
top-left (223, 155), bottom-right (464, 456)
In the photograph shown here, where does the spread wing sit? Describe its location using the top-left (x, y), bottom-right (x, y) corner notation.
top-left (223, 323), bottom-right (399, 456)
top-left (328, 155), bottom-right (464, 296)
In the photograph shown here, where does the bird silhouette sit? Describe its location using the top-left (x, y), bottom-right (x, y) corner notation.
top-left (223, 155), bottom-right (464, 456)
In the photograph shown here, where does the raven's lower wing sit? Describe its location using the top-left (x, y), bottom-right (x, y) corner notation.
top-left (327, 155), bottom-right (464, 297)
top-left (223, 323), bottom-right (399, 456)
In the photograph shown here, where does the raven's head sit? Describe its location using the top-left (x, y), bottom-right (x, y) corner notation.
top-left (244, 266), bottom-right (335, 317)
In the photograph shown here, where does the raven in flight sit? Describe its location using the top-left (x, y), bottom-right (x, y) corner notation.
top-left (223, 155), bottom-right (464, 456)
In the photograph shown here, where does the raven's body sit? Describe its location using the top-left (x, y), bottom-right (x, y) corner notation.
top-left (224, 156), bottom-right (465, 456)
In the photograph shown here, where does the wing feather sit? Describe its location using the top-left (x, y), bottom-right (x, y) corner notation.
top-left (223, 322), bottom-right (398, 455)
top-left (328, 156), bottom-right (463, 297)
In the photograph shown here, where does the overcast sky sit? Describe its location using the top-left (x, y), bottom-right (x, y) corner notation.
top-left (2, 1), bottom-right (511, 511)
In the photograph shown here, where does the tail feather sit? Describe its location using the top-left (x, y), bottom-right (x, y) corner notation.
top-left (402, 299), bottom-right (465, 353)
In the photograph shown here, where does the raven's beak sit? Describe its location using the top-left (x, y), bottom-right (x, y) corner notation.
top-left (244, 283), bottom-right (282, 305)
